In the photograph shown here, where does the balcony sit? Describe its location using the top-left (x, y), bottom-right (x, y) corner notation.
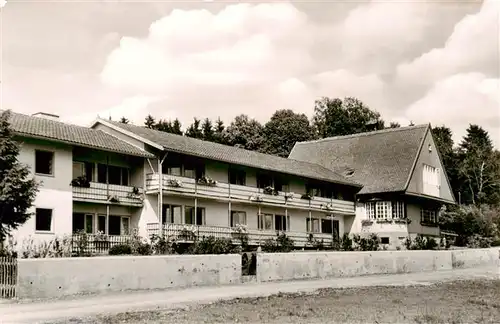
top-left (146, 223), bottom-right (336, 248)
top-left (146, 174), bottom-right (355, 215)
top-left (72, 182), bottom-right (144, 207)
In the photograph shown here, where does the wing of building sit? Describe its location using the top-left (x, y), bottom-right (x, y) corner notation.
top-left (289, 124), bottom-right (456, 247)
top-left (3, 110), bottom-right (455, 251)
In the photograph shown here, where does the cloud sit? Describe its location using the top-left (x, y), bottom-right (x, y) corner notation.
top-left (62, 95), bottom-right (165, 126)
top-left (100, 3), bottom-right (314, 93)
top-left (396, 0), bottom-right (499, 86)
top-left (406, 73), bottom-right (500, 147)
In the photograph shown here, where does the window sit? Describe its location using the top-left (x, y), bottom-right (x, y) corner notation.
top-left (162, 204), bottom-right (182, 224)
top-left (230, 211), bottom-right (247, 227)
top-left (381, 237), bottom-right (390, 244)
top-left (108, 215), bottom-right (130, 235)
top-left (96, 164), bottom-right (129, 186)
top-left (306, 218), bottom-right (320, 233)
top-left (275, 214), bottom-right (290, 231)
top-left (274, 177), bottom-right (289, 192)
top-left (35, 208), bottom-right (52, 232)
top-left (257, 173), bottom-right (273, 189)
top-left (184, 160), bottom-right (204, 179)
top-left (73, 161), bottom-right (95, 181)
top-left (185, 206), bottom-right (205, 225)
top-left (72, 213), bottom-right (94, 233)
top-left (229, 169), bottom-right (246, 186)
top-left (423, 164), bottom-right (440, 196)
top-left (421, 209), bottom-right (437, 224)
top-left (258, 213), bottom-right (273, 230)
top-left (98, 215), bottom-right (106, 232)
top-left (366, 201), bottom-right (405, 220)
top-left (35, 150), bottom-right (54, 175)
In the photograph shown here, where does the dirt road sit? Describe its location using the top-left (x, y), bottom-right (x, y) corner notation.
top-left (1, 266), bottom-right (498, 324)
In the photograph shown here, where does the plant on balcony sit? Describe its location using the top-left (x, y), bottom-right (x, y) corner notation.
top-left (263, 186), bottom-right (278, 196)
top-left (321, 203), bottom-right (335, 211)
top-left (301, 193), bottom-right (313, 200)
top-left (166, 179), bottom-right (182, 187)
top-left (70, 176), bottom-right (91, 188)
top-left (179, 225), bottom-right (197, 241)
top-left (127, 186), bottom-right (144, 200)
top-left (107, 195), bottom-right (120, 203)
top-left (132, 186), bottom-right (140, 195)
top-left (249, 194), bottom-right (263, 202)
top-left (284, 192), bottom-right (294, 200)
top-left (394, 218), bottom-right (412, 225)
top-left (376, 218), bottom-right (393, 224)
top-left (361, 219), bottom-right (374, 226)
top-left (197, 176), bottom-right (217, 187)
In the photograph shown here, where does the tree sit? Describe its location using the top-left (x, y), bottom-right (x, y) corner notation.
top-left (389, 122), bottom-right (401, 128)
top-left (213, 117), bottom-right (226, 144)
top-left (457, 125), bottom-right (500, 206)
top-left (185, 118), bottom-right (203, 139)
top-left (119, 117), bottom-right (129, 124)
top-left (261, 109), bottom-right (315, 157)
top-left (201, 118), bottom-right (214, 142)
top-left (171, 119), bottom-right (183, 135)
top-left (144, 114), bottom-right (156, 129)
top-left (223, 114), bottom-right (264, 151)
top-left (0, 110), bottom-right (40, 241)
top-left (155, 120), bottom-right (172, 133)
top-left (312, 97), bottom-right (384, 138)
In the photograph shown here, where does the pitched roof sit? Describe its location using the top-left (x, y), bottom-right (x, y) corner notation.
top-left (288, 125), bottom-right (430, 195)
top-left (97, 119), bottom-right (362, 188)
top-left (3, 111), bottom-right (155, 158)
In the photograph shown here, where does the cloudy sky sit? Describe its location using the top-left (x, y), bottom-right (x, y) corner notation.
top-left (2, 0), bottom-right (499, 147)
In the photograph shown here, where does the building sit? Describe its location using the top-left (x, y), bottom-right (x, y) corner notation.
top-left (4, 111), bottom-right (455, 250)
top-left (289, 125), bottom-right (456, 249)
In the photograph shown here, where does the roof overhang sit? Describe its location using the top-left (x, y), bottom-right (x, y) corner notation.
top-left (404, 191), bottom-right (456, 205)
top-left (14, 132), bottom-right (156, 159)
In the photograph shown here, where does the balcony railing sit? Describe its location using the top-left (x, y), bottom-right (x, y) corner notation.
top-left (72, 182), bottom-right (144, 207)
top-left (145, 173), bottom-right (355, 215)
top-left (146, 223), bottom-right (336, 248)
top-left (71, 233), bottom-right (132, 255)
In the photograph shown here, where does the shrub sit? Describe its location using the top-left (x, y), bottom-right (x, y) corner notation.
top-left (466, 234), bottom-right (493, 248)
top-left (128, 232), bottom-right (152, 255)
top-left (109, 244), bottom-right (132, 255)
top-left (352, 233), bottom-right (380, 251)
top-left (150, 234), bottom-right (172, 254)
top-left (190, 236), bottom-right (236, 254)
top-left (405, 235), bottom-right (439, 250)
top-left (261, 232), bottom-right (295, 253)
top-left (18, 236), bottom-right (72, 258)
top-left (340, 233), bottom-right (353, 251)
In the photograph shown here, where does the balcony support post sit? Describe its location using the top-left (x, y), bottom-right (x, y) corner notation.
top-left (228, 179), bottom-right (232, 227)
top-left (158, 152), bottom-right (168, 237)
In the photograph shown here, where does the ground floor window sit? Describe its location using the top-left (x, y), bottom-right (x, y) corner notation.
top-left (35, 208), bottom-right (53, 232)
top-left (72, 213), bottom-right (94, 233)
top-left (258, 213), bottom-right (273, 230)
top-left (162, 204), bottom-right (182, 224)
top-left (421, 209), bottom-right (438, 224)
top-left (381, 237), bottom-right (390, 244)
top-left (230, 211), bottom-right (247, 227)
top-left (73, 213), bottom-right (130, 235)
top-left (185, 206), bottom-right (205, 225)
top-left (275, 214), bottom-right (290, 231)
top-left (306, 218), bottom-right (320, 233)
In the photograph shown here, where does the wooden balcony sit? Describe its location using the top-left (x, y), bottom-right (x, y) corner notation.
top-left (146, 223), bottom-right (336, 248)
top-left (146, 174), bottom-right (355, 215)
top-left (72, 182), bottom-right (144, 207)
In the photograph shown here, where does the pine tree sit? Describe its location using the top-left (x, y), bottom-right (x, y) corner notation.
top-left (201, 118), bottom-right (214, 141)
top-left (185, 118), bottom-right (203, 139)
top-left (171, 119), bottom-right (183, 135)
top-left (213, 117), bottom-right (225, 144)
top-left (0, 110), bottom-right (40, 240)
top-left (144, 114), bottom-right (156, 129)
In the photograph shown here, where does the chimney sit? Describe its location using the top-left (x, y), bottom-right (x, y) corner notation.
top-left (32, 112), bottom-right (60, 121)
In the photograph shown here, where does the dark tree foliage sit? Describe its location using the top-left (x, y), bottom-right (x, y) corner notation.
top-left (185, 118), bottom-right (203, 139)
top-left (261, 109), bottom-right (315, 157)
top-left (223, 114), bottom-right (264, 151)
top-left (119, 117), bottom-right (129, 124)
top-left (144, 114), bottom-right (156, 129)
top-left (0, 110), bottom-right (40, 240)
top-left (201, 118), bottom-right (215, 142)
top-left (312, 97), bottom-right (385, 138)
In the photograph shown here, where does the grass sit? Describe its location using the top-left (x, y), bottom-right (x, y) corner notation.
top-left (51, 279), bottom-right (500, 324)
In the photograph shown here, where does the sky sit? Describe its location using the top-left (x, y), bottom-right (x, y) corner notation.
top-left (1, 0), bottom-right (499, 148)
